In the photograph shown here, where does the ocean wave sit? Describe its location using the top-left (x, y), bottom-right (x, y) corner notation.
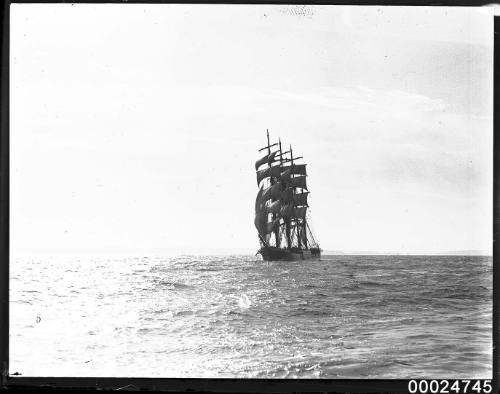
top-left (154, 280), bottom-right (192, 290)
top-left (9, 254), bottom-right (492, 378)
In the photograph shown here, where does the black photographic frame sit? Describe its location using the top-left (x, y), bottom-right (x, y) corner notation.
top-left (0, 1), bottom-right (497, 392)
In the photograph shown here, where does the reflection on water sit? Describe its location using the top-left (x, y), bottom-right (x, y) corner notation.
top-left (10, 254), bottom-right (492, 378)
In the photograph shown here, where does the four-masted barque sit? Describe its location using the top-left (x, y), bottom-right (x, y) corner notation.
top-left (254, 130), bottom-right (321, 261)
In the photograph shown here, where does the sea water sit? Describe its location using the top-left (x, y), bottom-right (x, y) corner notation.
top-left (10, 255), bottom-right (492, 378)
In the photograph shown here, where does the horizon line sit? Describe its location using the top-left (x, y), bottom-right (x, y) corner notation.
top-left (11, 248), bottom-right (492, 257)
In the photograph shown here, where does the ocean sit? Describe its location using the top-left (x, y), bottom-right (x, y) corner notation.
top-left (9, 254), bottom-right (492, 378)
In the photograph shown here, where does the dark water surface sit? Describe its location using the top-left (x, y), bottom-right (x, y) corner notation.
top-left (10, 255), bottom-right (492, 378)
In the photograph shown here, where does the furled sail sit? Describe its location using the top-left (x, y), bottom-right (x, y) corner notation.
top-left (256, 165), bottom-right (282, 185)
top-left (290, 175), bottom-right (307, 190)
top-left (255, 151), bottom-right (277, 170)
top-left (293, 192), bottom-right (308, 206)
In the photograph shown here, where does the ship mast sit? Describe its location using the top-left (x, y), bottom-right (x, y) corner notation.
top-left (279, 138), bottom-right (291, 249)
top-left (266, 129), bottom-right (271, 156)
top-left (267, 130), bottom-right (280, 248)
top-left (290, 145), bottom-right (301, 249)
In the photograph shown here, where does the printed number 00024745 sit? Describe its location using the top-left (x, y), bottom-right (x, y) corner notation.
top-left (408, 380), bottom-right (492, 394)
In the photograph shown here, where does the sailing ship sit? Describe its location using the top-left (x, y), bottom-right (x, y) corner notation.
top-left (254, 130), bottom-right (321, 261)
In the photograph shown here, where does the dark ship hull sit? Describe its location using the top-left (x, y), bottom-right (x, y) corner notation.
top-left (258, 246), bottom-right (321, 261)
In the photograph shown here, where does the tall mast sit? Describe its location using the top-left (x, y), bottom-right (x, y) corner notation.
top-left (290, 145), bottom-right (301, 249)
top-left (266, 129), bottom-right (271, 156)
top-left (267, 130), bottom-right (279, 248)
top-left (303, 189), bottom-right (308, 250)
top-left (279, 138), bottom-right (290, 249)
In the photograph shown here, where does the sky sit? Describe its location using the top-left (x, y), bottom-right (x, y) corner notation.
top-left (10, 5), bottom-right (493, 255)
